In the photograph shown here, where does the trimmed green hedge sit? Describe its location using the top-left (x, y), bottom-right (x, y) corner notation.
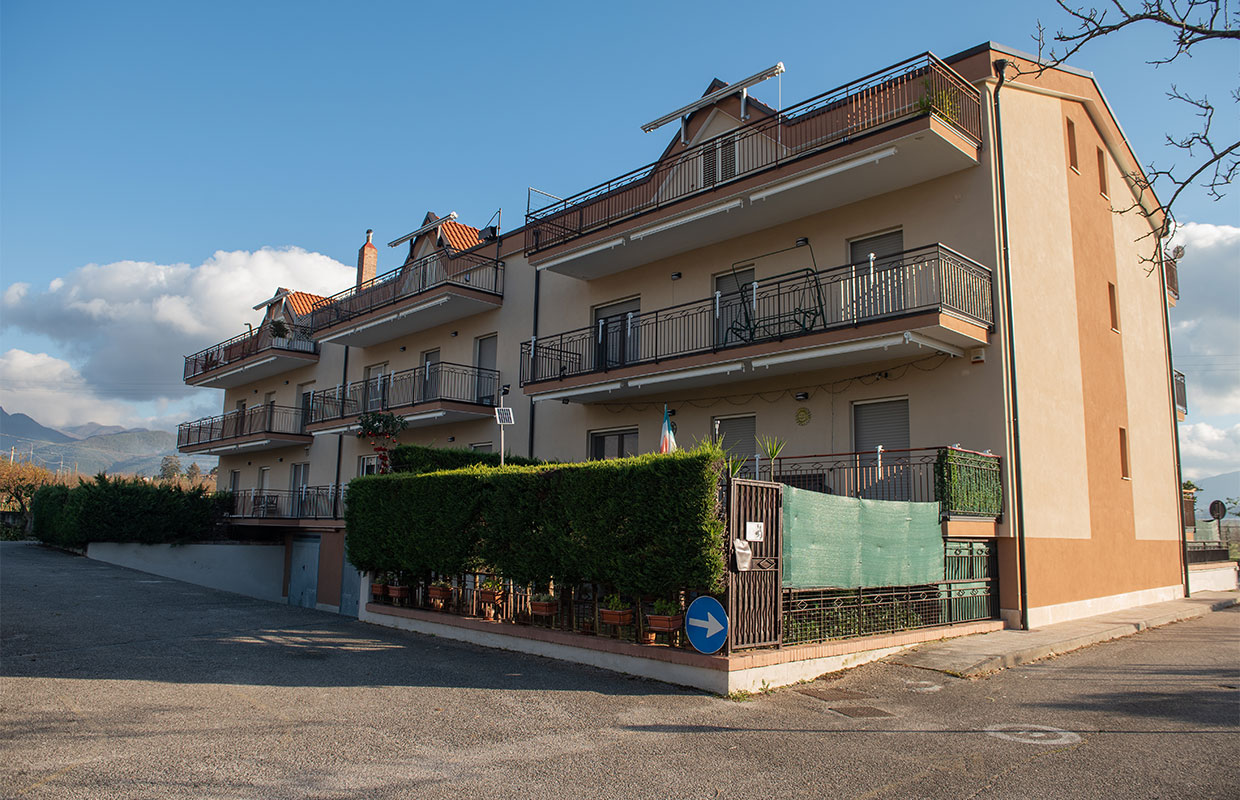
top-left (935, 448), bottom-right (1003, 517)
top-left (346, 447), bottom-right (727, 597)
top-left (389, 444), bottom-right (541, 475)
top-left (30, 474), bottom-right (227, 548)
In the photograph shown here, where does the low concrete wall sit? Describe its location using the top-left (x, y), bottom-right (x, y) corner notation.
top-left (87, 541), bottom-right (286, 603)
top-left (1190, 563), bottom-right (1239, 593)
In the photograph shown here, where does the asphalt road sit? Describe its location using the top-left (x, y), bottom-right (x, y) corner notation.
top-left (2, 542), bottom-right (1237, 799)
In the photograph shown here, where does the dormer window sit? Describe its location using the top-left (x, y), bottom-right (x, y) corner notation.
top-left (703, 135), bottom-right (738, 186)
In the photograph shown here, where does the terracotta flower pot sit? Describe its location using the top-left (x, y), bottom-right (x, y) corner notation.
top-left (645, 614), bottom-right (684, 633)
top-left (478, 588), bottom-right (504, 604)
top-left (599, 607), bottom-right (633, 626)
top-left (530, 600), bottom-right (558, 616)
top-left (427, 585), bottom-right (452, 610)
top-left (386, 585), bottom-right (410, 605)
top-left (370, 582), bottom-right (386, 601)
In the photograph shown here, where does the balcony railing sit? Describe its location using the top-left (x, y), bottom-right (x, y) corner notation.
top-left (1165, 257), bottom-right (1180, 299)
top-left (184, 325), bottom-right (317, 381)
top-left (227, 485), bottom-right (343, 520)
top-left (1186, 541), bottom-right (1231, 564)
top-left (525, 53), bottom-right (981, 254)
top-left (307, 362), bottom-right (500, 424)
top-left (520, 244), bottom-right (993, 385)
top-left (1174, 369), bottom-right (1188, 416)
top-left (306, 250), bottom-right (503, 334)
top-left (177, 404), bottom-right (306, 449)
top-left (755, 446), bottom-right (1002, 518)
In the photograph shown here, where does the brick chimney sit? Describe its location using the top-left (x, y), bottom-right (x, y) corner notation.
top-left (357, 229), bottom-right (377, 287)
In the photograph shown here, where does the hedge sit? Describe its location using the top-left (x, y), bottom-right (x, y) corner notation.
top-left (934, 448), bottom-right (1003, 517)
top-left (346, 446), bottom-right (727, 598)
top-left (30, 474), bottom-right (228, 548)
top-left (388, 444), bottom-right (541, 475)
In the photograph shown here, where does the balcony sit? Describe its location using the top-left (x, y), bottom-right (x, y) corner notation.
top-left (1165, 256), bottom-right (1179, 306)
top-left (306, 362), bottom-right (500, 433)
top-left (178, 404), bottom-right (311, 455)
top-left (525, 53), bottom-right (982, 278)
top-left (307, 250), bottom-right (503, 347)
top-left (521, 244), bottom-right (992, 401)
top-left (1174, 369), bottom-right (1187, 420)
top-left (227, 485), bottom-right (343, 523)
top-left (184, 325), bottom-right (318, 388)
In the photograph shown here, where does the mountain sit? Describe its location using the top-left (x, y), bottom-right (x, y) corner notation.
top-left (0, 407), bottom-right (216, 477)
top-left (56, 422), bottom-right (134, 439)
top-left (0, 406), bottom-right (77, 444)
top-left (1192, 471), bottom-right (1240, 519)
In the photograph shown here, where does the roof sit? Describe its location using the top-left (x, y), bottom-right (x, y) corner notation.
top-left (285, 291), bottom-right (326, 318)
top-left (438, 219), bottom-right (482, 252)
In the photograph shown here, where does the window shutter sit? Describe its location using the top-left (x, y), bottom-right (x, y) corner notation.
top-left (853, 400), bottom-right (909, 453)
top-left (702, 145), bottom-right (717, 186)
top-left (716, 415), bottom-right (757, 458)
top-left (719, 137), bottom-right (737, 181)
top-left (849, 230), bottom-right (905, 265)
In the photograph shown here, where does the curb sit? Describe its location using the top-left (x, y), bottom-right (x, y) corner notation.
top-left (955, 596), bottom-right (1238, 677)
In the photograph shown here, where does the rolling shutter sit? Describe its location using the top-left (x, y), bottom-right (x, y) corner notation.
top-left (849, 230), bottom-right (904, 265)
top-left (716, 415), bottom-right (757, 458)
top-left (853, 400), bottom-right (909, 453)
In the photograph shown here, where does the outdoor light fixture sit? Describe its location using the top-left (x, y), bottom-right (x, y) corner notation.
top-left (794, 392), bottom-right (809, 401)
top-left (795, 238), bottom-right (809, 247)
top-left (671, 272), bottom-right (682, 280)
top-left (501, 385), bottom-right (510, 397)
top-left (399, 346), bottom-right (406, 351)
top-left (447, 436), bottom-right (455, 443)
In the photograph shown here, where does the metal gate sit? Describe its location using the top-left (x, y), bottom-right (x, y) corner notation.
top-left (727, 478), bottom-right (783, 651)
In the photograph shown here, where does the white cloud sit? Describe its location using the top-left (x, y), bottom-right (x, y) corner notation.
top-left (1, 247), bottom-right (353, 406)
top-left (1168, 222), bottom-right (1240, 421)
top-left (1179, 421), bottom-right (1240, 480)
top-left (0, 349), bottom-right (133, 428)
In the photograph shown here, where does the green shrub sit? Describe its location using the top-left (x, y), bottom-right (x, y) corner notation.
top-left (388, 444), bottom-right (541, 475)
top-left (346, 446), bottom-right (727, 598)
top-left (935, 448), bottom-right (1002, 517)
top-left (30, 474), bottom-right (225, 547)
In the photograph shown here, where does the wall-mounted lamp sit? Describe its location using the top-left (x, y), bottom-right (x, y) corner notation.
top-left (399, 346), bottom-right (406, 352)
top-left (284, 380), bottom-right (289, 385)
top-left (795, 237), bottom-right (809, 247)
top-left (450, 331), bottom-right (458, 337)
top-left (278, 457), bottom-right (283, 462)
top-left (667, 408), bottom-right (677, 416)
top-left (501, 385), bottom-right (510, 397)
top-left (561, 398), bottom-right (570, 405)
top-left (671, 272), bottom-right (682, 280)
top-left (447, 436), bottom-right (455, 443)
top-left (794, 391), bottom-right (809, 401)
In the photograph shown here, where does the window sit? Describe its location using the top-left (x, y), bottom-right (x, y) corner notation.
top-left (849, 230), bottom-right (905, 266)
top-left (263, 391), bottom-right (276, 406)
top-left (475, 334), bottom-right (498, 405)
top-left (593, 297), bottom-right (641, 369)
top-left (702, 135), bottom-right (738, 186)
top-left (1066, 118), bottom-right (1079, 171)
top-left (715, 267), bottom-right (755, 346)
top-left (848, 230), bottom-right (906, 320)
top-left (590, 429), bottom-right (638, 460)
top-left (470, 442), bottom-right (493, 453)
top-left (714, 415), bottom-right (756, 476)
top-left (257, 467), bottom-right (270, 492)
top-left (359, 455), bottom-right (380, 476)
top-left (1119, 427), bottom-right (1130, 479)
top-left (229, 470), bottom-right (241, 494)
top-left (422, 349), bottom-right (441, 401)
top-left (1097, 147), bottom-right (1108, 196)
top-left (1108, 282), bottom-right (1120, 332)
top-left (363, 362), bottom-right (388, 411)
top-left (853, 398), bottom-right (911, 501)
top-left (291, 462), bottom-right (310, 489)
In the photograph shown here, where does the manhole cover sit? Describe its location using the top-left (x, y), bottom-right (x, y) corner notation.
top-left (832, 706), bottom-right (894, 718)
top-left (985, 723), bottom-right (1081, 745)
top-left (797, 688), bottom-right (871, 703)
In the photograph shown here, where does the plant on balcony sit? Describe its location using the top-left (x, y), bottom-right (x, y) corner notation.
top-left (269, 319), bottom-right (290, 340)
top-left (529, 591), bottom-right (558, 617)
top-left (916, 79), bottom-right (959, 123)
top-left (599, 594), bottom-right (633, 627)
top-left (356, 411), bottom-right (408, 474)
top-left (646, 597), bottom-right (684, 634)
top-left (934, 448), bottom-right (1002, 518)
top-left (427, 578), bottom-right (453, 610)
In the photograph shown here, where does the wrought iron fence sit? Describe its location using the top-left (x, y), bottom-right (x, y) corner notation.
top-left (184, 324), bottom-right (317, 381)
top-left (306, 250), bottom-right (503, 334)
top-left (1173, 369), bottom-right (1188, 415)
top-left (526, 53), bottom-right (981, 253)
top-left (783, 540), bottom-right (996, 645)
top-left (1165, 257), bottom-right (1179, 299)
top-left (228, 486), bottom-right (342, 519)
top-left (1186, 541), bottom-right (1231, 564)
top-left (520, 244), bottom-right (992, 385)
top-left (177, 404), bottom-right (306, 448)
top-left (307, 362), bottom-right (500, 424)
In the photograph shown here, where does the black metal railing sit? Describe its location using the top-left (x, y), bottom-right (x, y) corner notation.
top-left (520, 244), bottom-right (992, 385)
top-left (782, 540), bottom-right (996, 644)
top-left (764, 446), bottom-right (1002, 518)
top-left (227, 486), bottom-right (342, 519)
top-left (1165, 257), bottom-right (1180, 299)
top-left (184, 324), bottom-right (317, 381)
top-left (306, 250), bottom-right (503, 334)
top-left (177, 404), bottom-right (306, 448)
top-left (1174, 369), bottom-right (1188, 416)
top-left (525, 53), bottom-right (981, 254)
top-left (307, 362), bottom-right (500, 424)
top-left (1186, 541), bottom-right (1231, 564)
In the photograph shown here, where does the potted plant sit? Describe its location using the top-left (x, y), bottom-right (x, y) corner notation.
top-left (370, 572), bottom-right (388, 603)
top-left (599, 594), bottom-right (633, 626)
top-left (646, 598), bottom-right (684, 633)
top-left (269, 318), bottom-right (290, 343)
top-left (529, 592), bottom-right (558, 617)
top-left (427, 578), bottom-right (453, 610)
top-left (386, 571), bottom-right (410, 606)
top-left (477, 576), bottom-right (505, 605)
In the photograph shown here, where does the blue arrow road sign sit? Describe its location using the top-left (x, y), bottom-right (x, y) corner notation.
top-left (685, 596), bottom-right (728, 654)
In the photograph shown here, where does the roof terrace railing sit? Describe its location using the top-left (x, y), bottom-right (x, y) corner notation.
top-left (306, 250), bottom-right (503, 335)
top-left (1173, 369), bottom-right (1187, 415)
top-left (307, 362), bottom-right (501, 425)
top-left (177, 404), bottom-right (306, 449)
top-left (525, 53), bottom-right (981, 254)
top-left (184, 324), bottom-right (317, 381)
top-left (520, 244), bottom-right (992, 385)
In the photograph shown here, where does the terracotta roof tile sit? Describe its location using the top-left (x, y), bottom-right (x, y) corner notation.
top-left (285, 291), bottom-right (327, 319)
top-left (439, 219), bottom-right (482, 252)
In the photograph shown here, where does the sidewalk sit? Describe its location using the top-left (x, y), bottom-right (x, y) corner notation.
top-left (890, 591), bottom-right (1239, 677)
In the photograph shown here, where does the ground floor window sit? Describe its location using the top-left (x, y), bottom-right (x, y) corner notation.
top-left (359, 455), bottom-right (379, 476)
top-left (470, 442), bottom-right (492, 453)
top-left (590, 428), bottom-right (638, 460)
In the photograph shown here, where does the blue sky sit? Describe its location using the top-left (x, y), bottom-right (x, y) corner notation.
top-left (1, 1), bottom-right (1237, 475)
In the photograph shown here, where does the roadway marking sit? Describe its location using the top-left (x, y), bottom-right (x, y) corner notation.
top-left (984, 723), bottom-right (1081, 745)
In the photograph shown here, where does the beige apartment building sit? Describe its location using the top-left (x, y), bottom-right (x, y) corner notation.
top-left (179, 42), bottom-right (1187, 628)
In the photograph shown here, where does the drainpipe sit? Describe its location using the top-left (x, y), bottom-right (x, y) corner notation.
top-left (528, 261), bottom-right (540, 459)
top-left (1158, 243), bottom-right (1191, 597)
top-left (992, 59), bottom-right (1030, 630)
top-left (333, 344), bottom-right (349, 518)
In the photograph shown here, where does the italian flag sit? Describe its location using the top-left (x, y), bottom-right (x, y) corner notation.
top-left (659, 404), bottom-right (677, 453)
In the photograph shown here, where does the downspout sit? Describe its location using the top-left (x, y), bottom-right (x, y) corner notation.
top-left (1158, 243), bottom-right (1190, 597)
top-left (528, 262), bottom-right (540, 459)
top-left (333, 344), bottom-right (349, 518)
top-left (992, 59), bottom-right (1030, 630)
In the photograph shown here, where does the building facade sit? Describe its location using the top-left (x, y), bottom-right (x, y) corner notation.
top-left (178, 42), bottom-right (1186, 628)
